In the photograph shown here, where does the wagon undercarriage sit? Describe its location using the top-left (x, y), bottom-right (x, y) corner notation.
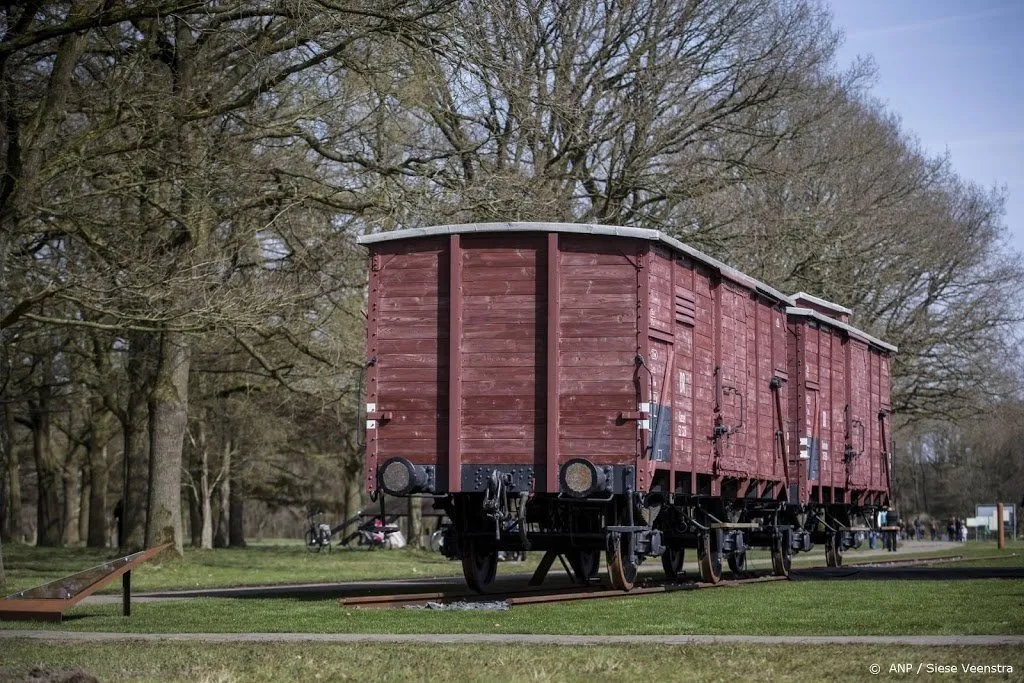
top-left (434, 487), bottom-right (888, 592)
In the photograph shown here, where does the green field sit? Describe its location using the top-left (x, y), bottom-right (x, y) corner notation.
top-left (1, 643), bottom-right (1022, 683)
top-left (0, 538), bottom-right (1004, 595)
top-left (1, 541), bottom-right (1019, 681)
top-left (0, 541), bottom-right (1020, 636)
top-left (0, 542), bottom-right (467, 595)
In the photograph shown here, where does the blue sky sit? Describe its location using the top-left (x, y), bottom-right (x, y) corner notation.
top-left (829, 0), bottom-right (1024, 256)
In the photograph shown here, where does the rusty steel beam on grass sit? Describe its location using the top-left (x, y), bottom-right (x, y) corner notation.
top-left (0, 544), bottom-right (169, 622)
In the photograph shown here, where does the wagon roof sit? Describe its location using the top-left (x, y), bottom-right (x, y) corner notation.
top-left (791, 291), bottom-right (853, 315)
top-left (786, 307), bottom-right (898, 354)
top-left (357, 221), bottom-right (795, 304)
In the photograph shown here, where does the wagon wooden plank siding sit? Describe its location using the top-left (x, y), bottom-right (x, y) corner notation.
top-left (365, 237), bottom-right (450, 494)
top-left (786, 293), bottom-right (896, 510)
top-left (358, 223), bottom-right (896, 592)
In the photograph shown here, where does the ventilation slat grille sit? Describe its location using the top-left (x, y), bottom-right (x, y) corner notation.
top-left (675, 287), bottom-right (695, 327)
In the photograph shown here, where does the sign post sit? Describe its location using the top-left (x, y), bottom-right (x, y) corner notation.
top-left (997, 502), bottom-right (1005, 550)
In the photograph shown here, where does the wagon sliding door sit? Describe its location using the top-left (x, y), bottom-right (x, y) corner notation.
top-left (845, 340), bottom-right (871, 489)
top-left (641, 246), bottom-right (675, 492)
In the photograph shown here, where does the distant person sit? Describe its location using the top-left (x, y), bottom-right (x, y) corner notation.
top-left (947, 518), bottom-right (955, 542)
top-left (955, 517), bottom-right (964, 543)
top-left (914, 518), bottom-right (923, 541)
top-left (960, 523), bottom-right (968, 543)
top-left (929, 521), bottom-right (937, 541)
top-left (113, 498), bottom-right (124, 548)
top-left (885, 509), bottom-right (899, 552)
top-left (885, 527), bottom-right (897, 552)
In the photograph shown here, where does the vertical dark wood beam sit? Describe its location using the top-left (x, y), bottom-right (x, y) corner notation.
top-left (122, 570), bottom-right (131, 617)
top-left (545, 232), bottom-right (560, 493)
top-left (635, 246), bottom-right (650, 491)
top-left (752, 295), bottom-right (760, 492)
top-left (364, 253), bottom-right (381, 494)
top-left (690, 265), bottom-right (697, 495)
top-left (448, 234), bottom-right (463, 493)
top-left (843, 333), bottom-right (852, 494)
top-left (711, 276), bottom-right (722, 497)
top-left (668, 253), bottom-right (677, 495)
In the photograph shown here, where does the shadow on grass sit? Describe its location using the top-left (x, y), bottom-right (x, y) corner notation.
top-left (793, 566), bottom-right (1024, 581)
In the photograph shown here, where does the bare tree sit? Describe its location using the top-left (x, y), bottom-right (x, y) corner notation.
top-left (696, 87), bottom-right (1024, 423)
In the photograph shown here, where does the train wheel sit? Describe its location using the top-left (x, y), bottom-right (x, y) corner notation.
top-left (661, 547), bottom-right (685, 580)
top-left (568, 549), bottom-right (600, 584)
top-left (727, 548), bottom-right (746, 574)
top-left (697, 533), bottom-right (722, 584)
top-left (606, 532), bottom-right (638, 591)
top-left (825, 533), bottom-right (843, 567)
top-left (461, 543), bottom-right (498, 593)
top-left (770, 535), bottom-right (792, 577)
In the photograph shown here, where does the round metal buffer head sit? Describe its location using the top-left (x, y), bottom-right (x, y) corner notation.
top-left (379, 457), bottom-right (423, 496)
top-left (560, 458), bottom-right (603, 497)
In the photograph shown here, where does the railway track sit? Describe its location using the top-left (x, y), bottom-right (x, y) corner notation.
top-left (844, 552), bottom-right (1012, 568)
top-left (339, 553), bottom-right (1001, 610)
top-left (340, 572), bottom-right (786, 610)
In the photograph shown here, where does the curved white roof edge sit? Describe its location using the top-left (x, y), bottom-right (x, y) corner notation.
top-left (357, 221), bottom-right (795, 306)
top-left (787, 307), bottom-right (897, 353)
top-left (791, 291), bottom-right (853, 315)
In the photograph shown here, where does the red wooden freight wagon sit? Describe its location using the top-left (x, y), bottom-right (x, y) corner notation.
top-left (785, 293), bottom-right (896, 563)
top-left (358, 223), bottom-right (895, 591)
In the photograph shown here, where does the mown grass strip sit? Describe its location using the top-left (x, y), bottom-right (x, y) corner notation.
top-left (1, 572), bottom-right (1021, 636)
top-left (4, 540), bottom-right (1014, 595)
top-left (1, 641), bottom-right (1022, 683)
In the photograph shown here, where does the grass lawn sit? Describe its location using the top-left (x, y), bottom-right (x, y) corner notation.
top-left (0, 542), bottom-right (473, 595)
top-left (1, 541), bottom-right (1020, 681)
top-left (0, 556), bottom-right (1021, 636)
top-left (2, 538), bottom-right (1010, 596)
top-left (1, 642), bottom-right (1022, 682)
top-left (0, 540), bottom-right (1019, 639)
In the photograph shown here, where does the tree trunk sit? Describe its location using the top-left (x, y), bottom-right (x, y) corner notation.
top-left (121, 332), bottom-right (154, 551)
top-left (0, 357), bottom-right (8, 543)
top-left (213, 437), bottom-right (230, 548)
top-left (197, 419), bottom-right (213, 549)
top-left (32, 400), bottom-right (61, 547)
top-left (62, 460), bottom-right (81, 545)
top-left (7, 452), bottom-right (21, 542)
top-left (78, 465), bottom-right (90, 544)
top-left (228, 450), bottom-right (245, 548)
top-left (408, 496), bottom-right (423, 550)
top-left (188, 487), bottom-right (202, 548)
top-left (145, 330), bottom-right (190, 556)
top-left (0, 378), bottom-right (21, 542)
top-left (30, 364), bottom-right (62, 547)
top-left (343, 474), bottom-right (361, 526)
top-left (87, 443), bottom-right (109, 547)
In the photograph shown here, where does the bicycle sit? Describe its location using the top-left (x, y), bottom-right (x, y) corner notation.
top-left (304, 510), bottom-right (333, 553)
top-left (428, 528), bottom-right (446, 553)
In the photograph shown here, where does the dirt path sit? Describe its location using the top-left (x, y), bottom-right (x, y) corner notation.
top-left (0, 631), bottom-right (1020, 646)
